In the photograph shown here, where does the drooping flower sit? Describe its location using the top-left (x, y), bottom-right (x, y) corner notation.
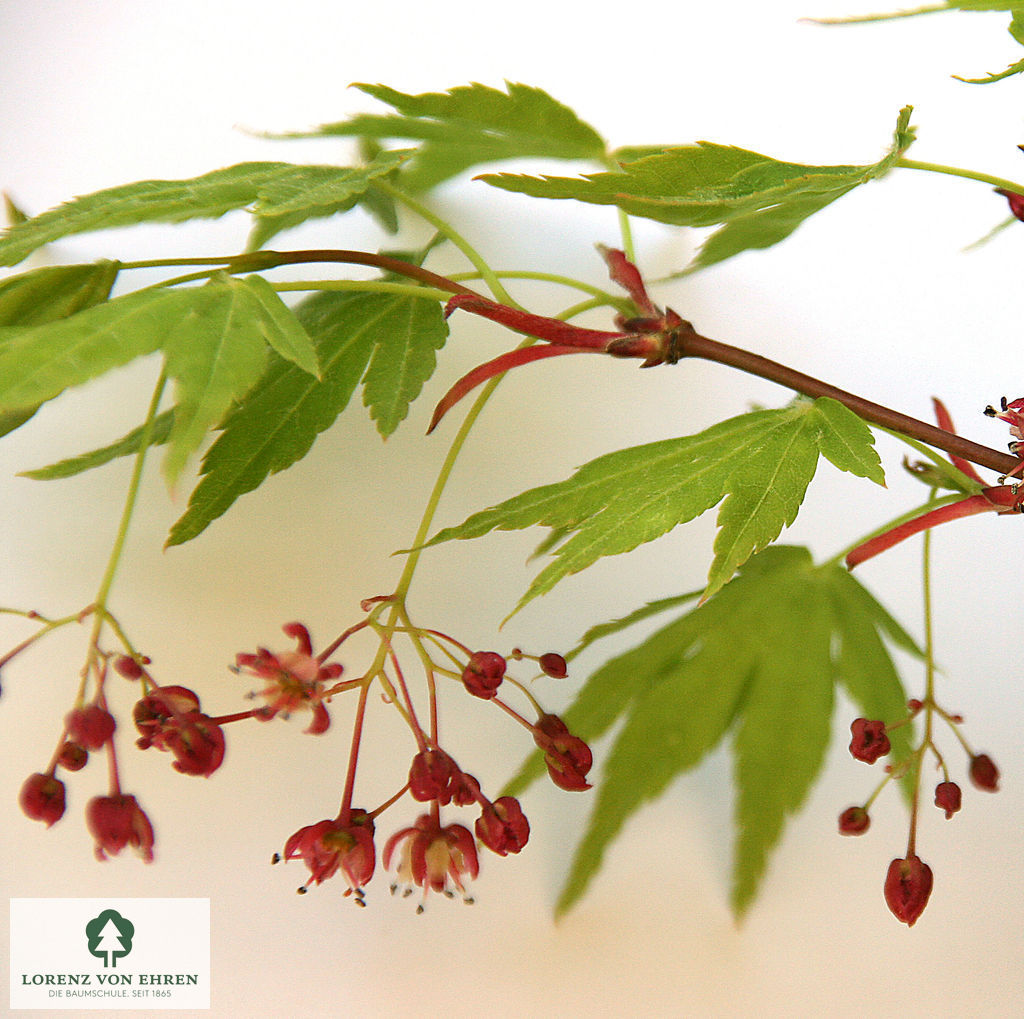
top-left (408, 748), bottom-right (458, 804)
top-left (133, 686), bottom-right (225, 777)
top-left (19, 772), bottom-right (66, 827)
top-left (849, 718), bottom-right (891, 764)
top-left (969, 753), bottom-right (1000, 792)
top-left (460, 651), bottom-right (506, 700)
top-left (533, 713), bottom-right (593, 791)
top-left (884, 854), bottom-right (933, 926)
top-left (934, 781), bottom-right (962, 819)
top-left (86, 794), bottom-right (155, 862)
top-left (64, 704), bottom-right (116, 750)
top-left (235, 622), bottom-right (343, 734)
top-left (838, 805), bottom-right (870, 835)
top-left (281, 811), bottom-right (376, 897)
top-left (475, 796), bottom-right (530, 856)
top-left (383, 814), bottom-right (479, 905)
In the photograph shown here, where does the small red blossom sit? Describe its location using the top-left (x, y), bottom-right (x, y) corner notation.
top-left (408, 748), bottom-right (458, 804)
top-left (57, 740), bottom-right (89, 772)
top-left (934, 781), bottom-right (962, 819)
top-left (64, 704), bottom-right (116, 750)
top-left (838, 806), bottom-right (870, 835)
top-left (533, 713), bottom-right (593, 791)
top-left (475, 796), bottom-right (530, 856)
top-left (538, 652), bottom-right (568, 679)
top-left (235, 622), bottom-right (343, 734)
top-left (849, 718), bottom-right (890, 764)
top-left (884, 855), bottom-right (933, 927)
top-left (969, 753), bottom-right (1000, 792)
top-left (19, 772), bottom-right (66, 827)
top-left (383, 814), bottom-right (479, 903)
top-left (86, 794), bottom-right (155, 862)
top-left (134, 686), bottom-right (225, 777)
top-left (113, 654), bottom-right (147, 680)
top-left (461, 651), bottom-right (506, 700)
top-left (449, 769), bottom-right (483, 807)
top-left (282, 811), bottom-right (376, 896)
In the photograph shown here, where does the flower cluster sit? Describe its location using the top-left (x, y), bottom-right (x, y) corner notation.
top-left (264, 604), bottom-right (592, 911)
top-left (839, 707), bottom-right (999, 926)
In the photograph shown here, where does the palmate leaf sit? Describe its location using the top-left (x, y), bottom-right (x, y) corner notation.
top-left (480, 107), bottom-right (915, 271)
top-left (276, 82), bottom-right (607, 192)
top-left (425, 398), bottom-right (884, 614)
top-left (0, 154), bottom-right (404, 267)
top-left (166, 289), bottom-right (447, 546)
top-left (504, 546), bottom-right (918, 917)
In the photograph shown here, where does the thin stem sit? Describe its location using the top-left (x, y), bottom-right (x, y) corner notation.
top-left (896, 157), bottom-right (1024, 197)
top-left (271, 279), bottom-right (451, 302)
top-left (338, 682), bottom-right (371, 823)
top-left (680, 328), bottom-right (1020, 475)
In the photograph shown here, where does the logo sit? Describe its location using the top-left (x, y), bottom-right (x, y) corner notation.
top-left (85, 908), bottom-right (135, 967)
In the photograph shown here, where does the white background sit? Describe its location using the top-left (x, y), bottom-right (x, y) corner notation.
top-left (1, 1), bottom-right (1022, 1016)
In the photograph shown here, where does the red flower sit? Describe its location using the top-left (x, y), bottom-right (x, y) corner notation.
top-left (969, 753), bottom-right (1000, 792)
top-left (19, 772), bottom-right (66, 827)
top-left (235, 622), bottom-right (343, 734)
top-left (383, 814), bottom-right (479, 904)
top-left (934, 781), bottom-right (962, 819)
top-left (849, 718), bottom-right (890, 764)
top-left (57, 740), bottom-right (89, 772)
top-left (86, 794), bottom-right (155, 862)
top-left (533, 713), bottom-right (593, 791)
top-left (408, 748), bottom-right (458, 804)
top-left (64, 704), bottom-right (116, 750)
top-left (282, 811), bottom-right (376, 896)
top-left (538, 652), bottom-right (568, 679)
top-left (475, 796), bottom-right (530, 856)
top-left (134, 686), bottom-right (225, 777)
top-left (461, 651), bottom-right (506, 700)
top-left (838, 806), bottom-right (870, 835)
top-left (884, 855), bottom-right (933, 926)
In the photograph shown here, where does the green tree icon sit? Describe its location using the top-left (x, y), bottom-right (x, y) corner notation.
top-left (85, 909), bottom-right (134, 968)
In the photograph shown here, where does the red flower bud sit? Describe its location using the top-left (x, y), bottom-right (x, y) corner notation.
top-left (934, 781), bottom-right (962, 819)
top-left (884, 855), bottom-right (933, 927)
top-left (838, 805), bottom-right (870, 835)
top-left (539, 652), bottom-right (568, 679)
top-left (113, 654), bottom-right (146, 679)
top-left (408, 748), bottom-right (458, 804)
top-left (969, 753), bottom-right (999, 791)
top-left (849, 718), bottom-right (890, 764)
top-left (19, 772), bottom-right (66, 827)
top-left (461, 651), bottom-right (506, 699)
top-left (475, 796), bottom-right (530, 856)
top-left (85, 794), bottom-right (155, 862)
top-left (57, 740), bottom-right (89, 772)
top-left (534, 713), bottom-right (593, 791)
top-left (65, 704), bottom-right (116, 750)
top-left (996, 187), bottom-right (1024, 222)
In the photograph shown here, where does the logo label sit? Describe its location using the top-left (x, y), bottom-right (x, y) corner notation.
top-left (10, 898), bottom-right (209, 1010)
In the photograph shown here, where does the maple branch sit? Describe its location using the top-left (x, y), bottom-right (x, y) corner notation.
top-left (675, 324), bottom-right (1020, 477)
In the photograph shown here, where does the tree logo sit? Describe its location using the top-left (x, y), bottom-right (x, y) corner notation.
top-left (84, 909), bottom-right (135, 968)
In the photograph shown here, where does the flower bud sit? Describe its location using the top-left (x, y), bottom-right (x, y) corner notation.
top-left (475, 796), bottom-right (530, 856)
top-left (934, 781), bottom-right (962, 819)
top-left (408, 748), bottom-right (457, 804)
top-left (86, 794), bottom-right (155, 862)
top-left (19, 772), bottom-right (66, 827)
top-left (113, 654), bottom-right (146, 679)
top-left (969, 753), bottom-right (999, 792)
top-left (996, 187), bottom-right (1024, 222)
top-left (838, 805), bottom-right (870, 835)
top-left (538, 652), bottom-right (568, 679)
top-left (533, 713), bottom-right (593, 791)
top-left (461, 651), bottom-right (506, 699)
top-left (57, 740), bottom-right (89, 772)
top-left (849, 718), bottom-right (890, 764)
top-left (65, 704), bottom-right (116, 751)
top-left (884, 855), bottom-right (933, 927)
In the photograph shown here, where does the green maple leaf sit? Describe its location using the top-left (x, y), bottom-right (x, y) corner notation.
top-left (166, 289), bottom-right (447, 546)
top-left (275, 82), bottom-right (607, 192)
top-left (504, 546), bottom-right (918, 917)
top-left (0, 155), bottom-right (403, 267)
top-left (425, 398), bottom-right (884, 614)
top-left (479, 107), bottom-right (915, 271)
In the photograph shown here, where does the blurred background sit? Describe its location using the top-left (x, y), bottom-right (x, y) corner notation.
top-left (1, 1), bottom-right (1022, 1014)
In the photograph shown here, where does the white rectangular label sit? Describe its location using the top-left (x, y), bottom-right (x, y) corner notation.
top-left (9, 898), bottom-right (210, 1010)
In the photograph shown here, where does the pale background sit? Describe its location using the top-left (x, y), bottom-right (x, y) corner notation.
top-left (1, 1), bottom-right (1022, 1016)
